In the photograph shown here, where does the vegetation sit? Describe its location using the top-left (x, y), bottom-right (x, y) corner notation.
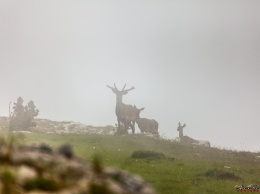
top-left (204, 168), bottom-right (242, 181)
top-left (9, 97), bottom-right (39, 131)
top-left (19, 132), bottom-right (260, 194)
top-left (131, 150), bottom-right (166, 160)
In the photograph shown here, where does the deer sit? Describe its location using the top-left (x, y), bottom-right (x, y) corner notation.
top-left (107, 83), bottom-right (136, 134)
top-left (133, 106), bottom-right (159, 135)
top-left (177, 122), bottom-right (210, 147)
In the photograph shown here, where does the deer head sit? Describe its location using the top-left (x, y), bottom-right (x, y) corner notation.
top-left (133, 105), bottom-right (145, 119)
top-left (107, 83), bottom-right (135, 104)
top-left (177, 122), bottom-right (186, 131)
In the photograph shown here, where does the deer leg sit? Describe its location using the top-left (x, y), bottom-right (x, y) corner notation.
top-left (131, 121), bottom-right (135, 134)
top-left (117, 118), bottom-right (121, 131)
top-left (123, 122), bottom-right (129, 134)
top-left (126, 121), bottom-right (135, 134)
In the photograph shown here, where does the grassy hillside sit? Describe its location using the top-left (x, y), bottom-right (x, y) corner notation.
top-left (19, 133), bottom-right (260, 194)
top-left (0, 117), bottom-right (259, 194)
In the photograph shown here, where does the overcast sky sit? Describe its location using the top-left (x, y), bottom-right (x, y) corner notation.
top-left (0, 0), bottom-right (260, 152)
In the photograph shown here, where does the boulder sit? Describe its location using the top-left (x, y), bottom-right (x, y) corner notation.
top-left (0, 142), bottom-right (156, 194)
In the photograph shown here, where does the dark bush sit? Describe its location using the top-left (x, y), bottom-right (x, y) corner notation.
top-left (24, 177), bottom-right (60, 191)
top-left (131, 150), bottom-right (166, 160)
top-left (9, 97), bottom-right (39, 131)
top-left (205, 169), bottom-right (242, 181)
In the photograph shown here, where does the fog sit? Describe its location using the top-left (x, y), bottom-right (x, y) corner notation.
top-left (0, 0), bottom-right (260, 152)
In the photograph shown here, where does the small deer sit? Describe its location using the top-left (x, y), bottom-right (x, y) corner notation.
top-left (177, 122), bottom-right (210, 147)
top-left (133, 106), bottom-right (159, 135)
top-left (177, 122), bottom-right (199, 144)
top-left (107, 83), bottom-right (136, 134)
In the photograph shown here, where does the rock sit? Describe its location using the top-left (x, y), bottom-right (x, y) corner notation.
top-left (17, 165), bottom-right (37, 184)
top-left (0, 142), bottom-right (156, 194)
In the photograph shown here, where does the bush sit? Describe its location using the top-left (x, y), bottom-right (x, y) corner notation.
top-left (205, 169), bottom-right (242, 181)
top-left (131, 150), bottom-right (166, 160)
top-left (9, 97), bottom-right (39, 131)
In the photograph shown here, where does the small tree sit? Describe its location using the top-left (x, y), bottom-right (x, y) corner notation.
top-left (9, 97), bottom-right (39, 131)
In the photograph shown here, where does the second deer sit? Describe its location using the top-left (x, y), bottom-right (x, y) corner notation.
top-left (177, 122), bottom-right (210, 147)
top-left (133, 106), bottom-right (159, 135)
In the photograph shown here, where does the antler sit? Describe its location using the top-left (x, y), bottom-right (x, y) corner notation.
top-left (122, 84), bottom-right (126, 91)
top-left (107, 85), bottom-right (114, 90)
top-left (121, 84), bottom-right (134, 92)
top-left (107, 83), bottom-right (119, 92)
top-left (114, 83), bottom-right (119, 91)
top-left (123, 86), bottom-right (135, 92)
top-left (107, 83), bottom-right (134, 92)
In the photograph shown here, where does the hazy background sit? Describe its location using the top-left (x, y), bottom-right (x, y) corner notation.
top-left (0, 0), bottom-right (259, 152)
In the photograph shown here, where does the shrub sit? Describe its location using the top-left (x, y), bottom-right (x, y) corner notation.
top-left (9, 97), bottom-right (39, 131)
top-left (24, 177), bottom-right (60, 191)
top-left (205, 168), bottom-right (242, 181)
top-left (131, 150), bottom-right (166, 160)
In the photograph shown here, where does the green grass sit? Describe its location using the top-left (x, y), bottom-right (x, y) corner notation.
top-left (19, 133), bottom-right (260, 194)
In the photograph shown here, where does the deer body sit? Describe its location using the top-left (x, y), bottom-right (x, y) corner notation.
top-left (116, 104), bottom-right (137, 131)
top-left (136, 118), bottom-right (159, 134)
top-left (107, 84), bottom-right (136, 134)
top-left (134, 107), bottom-right (159, 135)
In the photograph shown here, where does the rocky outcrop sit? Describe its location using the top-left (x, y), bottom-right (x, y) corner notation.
top-left (0, 142), bottom-right (156, 194)
top-left (0, 117), bottom-right (116, 135)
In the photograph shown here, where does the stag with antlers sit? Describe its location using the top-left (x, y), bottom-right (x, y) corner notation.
top-left (107, 83), bottom-right (136, 134)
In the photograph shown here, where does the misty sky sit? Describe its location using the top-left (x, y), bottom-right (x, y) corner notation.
top-left (0, 1), bottom-right (260, 152)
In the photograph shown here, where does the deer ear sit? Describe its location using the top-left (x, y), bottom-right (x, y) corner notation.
top-left (141, 107), bottom-right (145, 111)
top-left (183, 124), bottom-right (186, 127)
top-left (178, 122), bottom-right (181, 126)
